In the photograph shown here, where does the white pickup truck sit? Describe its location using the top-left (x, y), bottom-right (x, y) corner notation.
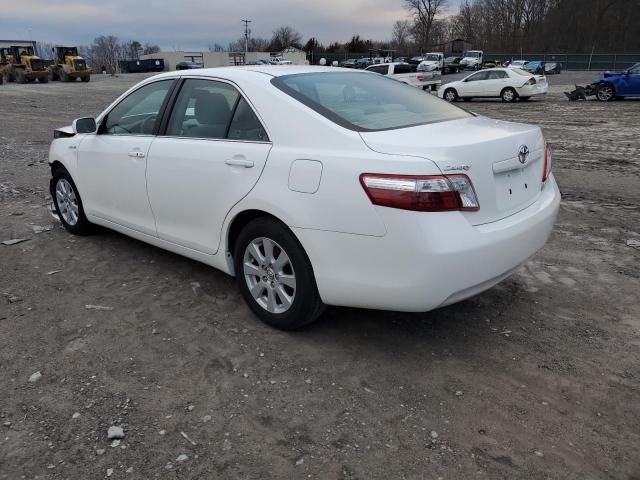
top-left (365, 62), bottom-right (441, 90)
top-left (417, 52), bottom-right (444, 72)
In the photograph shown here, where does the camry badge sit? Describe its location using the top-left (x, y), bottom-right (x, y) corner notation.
top-left (443, 164), bottom-right (471, 172)
top-left (518, 145), bottom-right (530, 164)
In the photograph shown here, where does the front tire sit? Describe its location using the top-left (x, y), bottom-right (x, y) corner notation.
top-left (596, 83), bottom-right (615, 101)
top-left (443, 88), bottom-right (458, 102)
top-left (234, 217), bottom-right (325, 330)
top-left (501, 87), bottom-right (518, 103)
top-left (81, 75), bottom-right (90, 83)
top-left (52, 168), bottom-right (91, 235)
top-left (39, 76), bottom-right (48, 83)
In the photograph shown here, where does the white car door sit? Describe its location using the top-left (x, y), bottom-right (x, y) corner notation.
top-left (77, 79), bottom-right (175, 236)
top-left (146, 78), bottom-right (271, 255)
top-left (485, 70), bottom-right (509, 96)
top-left (460, 71), bottom-right (490, 96)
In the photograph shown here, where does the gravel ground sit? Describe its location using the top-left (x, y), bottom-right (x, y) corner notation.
top-left (1, 71), bottom-right (639, 480)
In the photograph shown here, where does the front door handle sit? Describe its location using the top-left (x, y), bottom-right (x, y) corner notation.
top-left (225, 158), bottom-right (254, 168)
top-left (128, 150), bottom-right (145, 158)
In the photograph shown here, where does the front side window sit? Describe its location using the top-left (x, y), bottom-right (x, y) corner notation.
top-left (103, 80), bottom-right (173, 135)
top-left (166, 79), bottom-right (268, 141)
top-left (272, 71), bottom-right (471, 132)
top-left (466, 71), bottom-right (490, 82)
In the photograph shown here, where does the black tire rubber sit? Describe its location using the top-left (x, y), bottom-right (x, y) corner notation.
top-left (233, 217), bottom-right (325, 330)
top-left (501, 87), bottom-right (518, 103)
top-left (51, 168), bottom-right (92, 235)
top-left (81, 75), bottom-right (90, 83)
top-left (15, 70), bottom-right (26, 84)
top-left (39, 76), bottom-right (48, 83)
top-left (443, 88), bottom-right (458, 102)
top-left (62, 71), bottom-right (71, 82)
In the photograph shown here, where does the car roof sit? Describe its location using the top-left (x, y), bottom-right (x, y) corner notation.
top-left (154, 65), bottom-right (352, 80)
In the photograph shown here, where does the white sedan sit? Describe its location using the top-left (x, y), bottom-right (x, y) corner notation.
top-left (48, 66), bottom-right (560, 329)
top-left (439, 68), bottom-right (548, 102)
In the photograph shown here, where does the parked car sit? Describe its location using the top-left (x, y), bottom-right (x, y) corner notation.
top-left (439, 67), bottom-right (548, 102)
top-left (47, 66), bottom-right (559, 329)
top-left (505, 60), bottom-right (529, 69)
top-left (407, 56), bottom-right (425, 71)
top-left (393, 57), bottom-right (409, 63)
top-left (443, 57), bottom-right (463, 74)
top-left (591, 62), bottom-right (640, 101)
top-left (354, 57), bottom-right (371, 69)
top-left (340, 58), bottom-right (358, 68)
top-left (544, 62), bottom-right (562, 74)
top-left (366, 62), bottom-right (441, 90)
top-left (246, 59), bottom-right (270, 66)
top-left (269, 57), bottom-right (292, 65)
top-left (175, 62), bottom-right (203, 70)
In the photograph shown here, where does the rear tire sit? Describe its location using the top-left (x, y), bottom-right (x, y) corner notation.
top-left (443, 88), bottom-right (458, 102)
top-left (51, 168), bottom-right (92, 235)
top-left (39, 76), bottom-right (48, 83)
top-left (501, 87), bottom-right (517, 103)
top-left (61, 71), bottom-right (71, 82)
top-left (15, 70), bottom-right (26, 84)
top-left (81, 75), bottom-right (90, 83)
top-left (233, 217), bottom-right (325, 330)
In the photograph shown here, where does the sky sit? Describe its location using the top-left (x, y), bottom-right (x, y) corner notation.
top-left (0, 0), bottom-right (461, 50)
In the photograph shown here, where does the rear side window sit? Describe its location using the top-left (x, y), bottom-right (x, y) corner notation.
top-left (165, 79), bottom-right (268, 141)
top-left (272, 71), bottom-right (471, 132)
top-left (488, 70), bottom-right (507, 79)
top-left (167, 79), bottom-right (238, 139)
top-left (393, 64), bottom-right (412, 75)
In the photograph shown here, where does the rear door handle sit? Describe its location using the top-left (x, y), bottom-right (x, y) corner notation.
top-left (225, 158), bottom-right (254, 168)
top-left (128, 150), bottom-right (145, 158)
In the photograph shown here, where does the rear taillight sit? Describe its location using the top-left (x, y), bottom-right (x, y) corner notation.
top-left (542, 143), bottom-right (553, 182)
top-left (360, 173), bottom-right (479, 212)
top-left (417, 74), bottom-right (425, 81)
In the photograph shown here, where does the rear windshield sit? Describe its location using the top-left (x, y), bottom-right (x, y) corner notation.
top-left (511, 68), bottom-right (532, 76)
top-left (271, 72), bottom-right (471, 132)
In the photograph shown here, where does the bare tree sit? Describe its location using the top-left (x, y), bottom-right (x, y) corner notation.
top-left (404, 0), bottom-right (448, 50)
top-left (391, 20), bottom-right (412, 51)
top-left (228, 36), bottom-right (270, 52)
top-left (269, 26), bottom-right (303, 51)
top-left (142, 43), bottom-right (160, 55)
top-left (209, 43), bottom-right (225, 52)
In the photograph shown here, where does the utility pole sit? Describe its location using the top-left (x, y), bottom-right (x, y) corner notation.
top-left (241, 19), bottom-right (252, 54)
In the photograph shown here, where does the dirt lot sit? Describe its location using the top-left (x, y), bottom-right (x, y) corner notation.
top-left (1, 71), bottom-right (639, 480)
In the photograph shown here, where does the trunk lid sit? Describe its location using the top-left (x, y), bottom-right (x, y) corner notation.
top-left (359, 116), bottom-right (545, 225)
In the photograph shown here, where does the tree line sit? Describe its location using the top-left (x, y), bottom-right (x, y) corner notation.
top-left (397, 0), bottom-right (640, 53)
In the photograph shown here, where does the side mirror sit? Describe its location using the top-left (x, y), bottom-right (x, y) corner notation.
top-left (72, 117), bottom-right (97, 134)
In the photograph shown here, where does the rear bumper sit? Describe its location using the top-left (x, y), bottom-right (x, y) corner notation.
top-left (294, 176), bottom-right (560, 312)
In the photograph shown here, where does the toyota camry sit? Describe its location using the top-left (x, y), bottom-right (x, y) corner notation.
top-left (48, 66), bottom-right (560, 329)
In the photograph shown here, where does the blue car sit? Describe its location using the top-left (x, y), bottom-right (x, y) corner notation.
top-left (592, 63), bottom-right (640, 101)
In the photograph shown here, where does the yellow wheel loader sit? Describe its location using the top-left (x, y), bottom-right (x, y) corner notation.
top-left (49, 46), bottom-right (91, 82)
top-left (1, 46), bottom-right (49, 83)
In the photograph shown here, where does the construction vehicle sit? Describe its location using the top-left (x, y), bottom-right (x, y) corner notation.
top-left (1, 45), bottom-right (49, 83)
top-left (49, 46), bottom-right (91, 82)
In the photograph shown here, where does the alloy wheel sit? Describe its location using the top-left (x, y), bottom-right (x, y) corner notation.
top-left (597, 85), bottom-right (614, 101)
top-left (55, 178), bottom-right (79, 226)
top-left (243, 237), bottom-right (296, 314)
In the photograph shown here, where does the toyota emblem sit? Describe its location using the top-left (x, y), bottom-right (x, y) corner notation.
top-left (518, 145), bottom-right (530, 164)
